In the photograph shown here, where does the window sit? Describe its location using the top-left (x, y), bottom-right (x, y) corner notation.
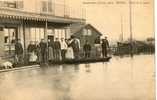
top-left (16, 1), bottom-right (24, 9)
top-left (30, 28), bottom-right (44, 42)
top-left (4, 28), bottom-right (17, 53)
top-left (54, 29), bottom-right (59, 38)
top-left (54, 29), bottom-right (66, 40)
top-left (41, 1), bottom-right (52, 13)
top-left (87, 29), bottom-right (92, 36)
top-left (0, 1), bottom-right (23, 9)
top-left (4, 28), bottom-right (16, 44)
top-left (83, 29), bottom-right (92, 36)
top-left (83, 29), bottom-right (88, 36)
top-left (4, 29), bottom-right (9, 44)
top-left (42, 1), bottom-right (47, 12)
top-left (30, 28), bottom-right (36, 41)
top-left (61, 30), bottom-right (65, 38)
top-left (65, 28), bottom-right (70, 39)
top-left (5, 1), bottom-right (16, 8)
top-left (48, 1), bottom-right (52, 12)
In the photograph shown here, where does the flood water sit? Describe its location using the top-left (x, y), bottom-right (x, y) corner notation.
top-left (0, 55), bottom-right (155, 100)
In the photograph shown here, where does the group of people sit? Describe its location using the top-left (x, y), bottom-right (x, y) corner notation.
top-left (94, 36), bottom-right (110, 58)
top-left (14, 35), bottom-right (110, 64)
top-left (83, 36), bottom-right (110, 58)
top-left (26, 35), bottom-right (81, 64)
top-left (47, 35), bottom-right (81, 62)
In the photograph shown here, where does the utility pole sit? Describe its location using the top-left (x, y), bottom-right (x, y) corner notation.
top-left (121, 15), bottom-right (124, 42)
top-left (129, 0), bottom-right (133, 56)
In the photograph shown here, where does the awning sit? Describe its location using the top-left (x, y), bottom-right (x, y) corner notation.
top-left (0, 7), bottom-right (85, 24)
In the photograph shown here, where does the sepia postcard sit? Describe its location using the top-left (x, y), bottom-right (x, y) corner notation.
top-left (0, 0), bottom-right (155, 100)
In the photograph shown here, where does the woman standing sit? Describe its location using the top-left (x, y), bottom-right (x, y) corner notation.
top-left (48, 39), bottom-right (54, 62)
top-left (27, 41), bottom-right (37, 63)
top-left (65, 39), bottom-right (74, 59)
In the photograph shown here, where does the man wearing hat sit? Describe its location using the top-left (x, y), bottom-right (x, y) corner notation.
top-left (101, 36), bottom-right (109, 57)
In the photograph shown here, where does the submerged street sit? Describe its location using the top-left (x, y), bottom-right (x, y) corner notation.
top-left (0, 54), bottom-right (155, 100)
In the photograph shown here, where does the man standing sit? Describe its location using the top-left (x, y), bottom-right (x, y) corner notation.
top-left (60, 38), bottom-right (67, 61)
top-left (48, 39), bottom-right (55, 62)
top-left (83, 40), bottom-right (91, 58)
top-left (101, 37), bottom-right (109, 58)
top-left (70, 35), bottom-right (80, 60)
top-left (15, 39), bottom-right (23, 64)
top-left (39, 39), bottom-right (47, 63)
top-left (54, 38), bottom-right (61, 61)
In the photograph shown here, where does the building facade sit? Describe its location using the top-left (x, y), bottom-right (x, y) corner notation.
top-left (0, 0), bottom-right (85, 59)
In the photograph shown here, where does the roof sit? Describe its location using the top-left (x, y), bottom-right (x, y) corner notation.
top-left (72, 24), bottom-right (102, 35)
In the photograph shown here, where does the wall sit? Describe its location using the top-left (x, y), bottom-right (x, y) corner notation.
top-left (74, 26), bottom-right (101, 48)
top-left (23, 0), bottom-right (37, 13)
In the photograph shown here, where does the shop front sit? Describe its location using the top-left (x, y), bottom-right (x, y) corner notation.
top-left (0, 18), bottom-right (72, 63)
top-left (0, 19), bottom-right (22, 59)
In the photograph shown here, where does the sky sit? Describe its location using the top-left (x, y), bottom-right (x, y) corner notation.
top-left (68, 0), bottom-right (154, 42)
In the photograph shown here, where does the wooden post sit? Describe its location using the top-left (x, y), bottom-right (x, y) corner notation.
top-left (45, 20), bottom-right (48, 41)
top-left (129, 0), bottom-right (133, 56)
top-left (65, 27), bottom-right (67, 39)
top-left (22, 20), bottom-right (26, 64)
top-left (0, 26), bottom-right (5, 57)
top-left (121, 15), bottom-right (123, 42)
top-left (45, 20), bottom-right (48, 63)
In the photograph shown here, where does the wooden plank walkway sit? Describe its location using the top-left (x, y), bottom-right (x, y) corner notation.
top-left (0, 57), bottom-right (111, 73)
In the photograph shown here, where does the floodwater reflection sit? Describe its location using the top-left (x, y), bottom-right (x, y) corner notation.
top-left (0, 55), bottom-right (155, 100)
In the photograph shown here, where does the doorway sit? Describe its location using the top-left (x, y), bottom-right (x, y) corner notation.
top-left (48, 35), bottom-right (54, 42)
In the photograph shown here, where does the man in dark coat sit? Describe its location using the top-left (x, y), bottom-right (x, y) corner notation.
top-left (54, 38), bottom-right (61, 61)
top-left (39, 39), bottom-right (47, 63)
top-left (101, 37), bottom-right (109, 57)
top-left (83, 40), bottom-right (91, 58)
top-left (15, 39), bottom-right (23, 64)
top-left (48, 39), bottom-right (55, 62)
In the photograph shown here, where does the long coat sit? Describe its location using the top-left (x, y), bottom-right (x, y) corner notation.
top-left (70, 39), bottom-right (80, 52)
top-left (15, 42), bottom-right (23, 55)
